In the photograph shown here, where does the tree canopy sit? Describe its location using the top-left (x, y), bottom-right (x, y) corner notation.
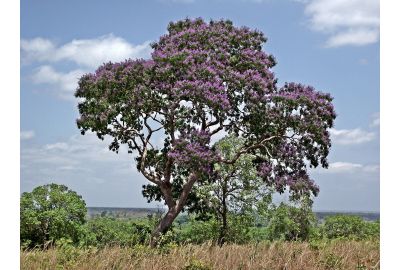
top-left (20, 183), bottom-right (87, 247)
top-left (75, 18), bottom-right (336, 245)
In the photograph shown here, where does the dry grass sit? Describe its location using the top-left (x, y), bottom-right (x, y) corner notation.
top-left (20, 240), bottom-right (379, 270)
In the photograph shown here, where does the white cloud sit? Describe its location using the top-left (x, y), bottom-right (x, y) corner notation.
top-left (20, 130), bottom-right (35, 140)
top-left (329, 161), bottom-right (363, 172)
top-left (20, 132), bottom-right (154, 206)
top-left (21, 38), bottom-right (56, 64)
top-left (317, 161), bottom-right (379, 173)
top-left (363, 164), bottom-right (380, 173)
top-left (21, 133), bottom-right (143, 183)
top-left (303, 0), bottom-right (379, 47)
top-left (22, 35), bottom-right (152, 101)
top-left (325, 28), bottom-right (379, 47)
top-left (31, 65), bottom-right (85, 99)
top-left (370, 112), bottom-right (380, 127)
top-left (329, 128), bottom-right (375, 145)
top-left (45, 142), bottom-right (69, 150)
top-left (21, 35), bottom-right (152, 68)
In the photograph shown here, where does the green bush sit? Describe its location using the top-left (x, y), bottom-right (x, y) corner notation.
top-left (321, 215), bottom-right (379, 240)
top-left (175, 217), bottom-right (219, 244)
top-left (175, 213), bottom-right (257, 245)
top-left (224, 213), bottom-right (256, 244)
top-left (247, 226), bottom-right (270, 243)
top-left (20, 184), bottom-right (87, 248)
top-left (320, 252), bottom-right (343, 269)
top-left (265, 202), bottom-right (317, 241)
top-left (183, 259), bottom-right (212, 270)
top-left (83, 217), bottom-right (152, 247)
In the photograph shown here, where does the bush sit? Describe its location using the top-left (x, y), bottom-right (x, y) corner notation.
top-left (83, 217), bottom-right (152, 247)
top-left (20, 183), bottom-right (87, 247)
top-left (176, 213), bottom-right (257, 245)
top-left (265, 202), bottom-right (317, 241)
top-left (321, 215), bottom-right (379, 240)
top-left (175, 217), bottom-right (219, 244)
top-left (224, 213), bottom-right (256, 244)
top-left (183, 259), bottom-right (212, 270)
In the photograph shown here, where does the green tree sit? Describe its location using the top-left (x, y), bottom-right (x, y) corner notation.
top-left (196, 135), bottom-right (273, 245)
top-left (83, 217), bottom-right (152, 247)
top-left (321, 215), bottom-right (379, 240)
top-left (265, 197), bottom-right (317, 241)
top-left (20, 183), bottom-right (87, 247)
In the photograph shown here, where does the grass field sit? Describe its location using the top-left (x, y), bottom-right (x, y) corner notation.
top-left (20, 240), bottom-right (379, 270)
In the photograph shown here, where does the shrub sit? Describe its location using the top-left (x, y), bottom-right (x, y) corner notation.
top-left (183, 259), bottom-right (212, 270)
top-left (84, 217), bottom-right (152, 247)
top-left (265, 202), bottom-right (317, 241)
top-left (20, 183), bottom-right (87, 247)
top-left (321, 215), bottom-right (379, 240)
top-left (175, 217), bottom-right (219, 244)
top-left (224, 213), bottom-right (256, 244)
top-left (320, 252), bottom-right (343, 269)
top-left (176, 213), bottom-right (257, 245)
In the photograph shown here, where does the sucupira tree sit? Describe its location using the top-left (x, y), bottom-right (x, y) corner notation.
top-left (75, 18), bottom-right (336, 246)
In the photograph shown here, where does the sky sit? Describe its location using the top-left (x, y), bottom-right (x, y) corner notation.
top-left (20, 0), bottom-right (380, 212)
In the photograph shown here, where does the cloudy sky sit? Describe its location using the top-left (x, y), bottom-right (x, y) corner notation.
top-left (20, 0), bottom-right (379, 211)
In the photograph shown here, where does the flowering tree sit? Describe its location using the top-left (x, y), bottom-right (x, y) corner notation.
top-left (75, 18), bottom-right (336, 246)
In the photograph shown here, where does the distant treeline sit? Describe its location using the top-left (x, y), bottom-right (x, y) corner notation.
top-left (87, 207), bottom-right (380, 222)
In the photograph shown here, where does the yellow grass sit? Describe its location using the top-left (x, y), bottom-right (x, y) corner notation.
top-left (20, 240), bottom-right (379, 270)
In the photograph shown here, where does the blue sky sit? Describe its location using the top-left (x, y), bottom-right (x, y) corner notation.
top-left (20, 0), bottom-right (380, 211)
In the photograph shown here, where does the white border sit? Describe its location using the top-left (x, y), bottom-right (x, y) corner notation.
top-left (381, 0), bottom-right (400, 268)
top-left (0, 0), bottom-right (20, 268)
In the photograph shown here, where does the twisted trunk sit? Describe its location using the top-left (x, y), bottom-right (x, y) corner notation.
top-left (149, 172), bottom-right (199, 247)
top-left (149, 207), bottom-right (179, 247)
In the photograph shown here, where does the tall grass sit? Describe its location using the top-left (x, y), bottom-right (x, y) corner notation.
top-left (21, 240), bottom-right (379, 270)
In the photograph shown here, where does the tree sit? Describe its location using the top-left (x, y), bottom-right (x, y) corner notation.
top-left (20, 183), bottom-right (87, 247)
top-left (265, 197), bottom-right (317, 241)
top-left (196, 135), bottom-right (273, 245)
top-left (321, 215), bottom-right (379, 240)
top-left (75, 18), bottom-right (336, 246)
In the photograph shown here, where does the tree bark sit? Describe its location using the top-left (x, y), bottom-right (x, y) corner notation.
top-left (149, 207), bottom-right (178, 247)
top-left (149, 172), bottom-right (199, 247)
top-left (217, 179), bottom-right (228, 246)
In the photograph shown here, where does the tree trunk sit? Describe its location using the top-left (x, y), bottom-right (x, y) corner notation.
top-left (149, 207), bottom-right (178, 247)
top-left (218, 180), bottom-right (228, 246)
top-left (217, 200), bottom-right (228, 246)
top-left (149, 172), bottom-right (199, 248)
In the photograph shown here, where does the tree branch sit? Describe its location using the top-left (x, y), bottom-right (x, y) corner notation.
top-left (220, 135), bottom-right (278, 164)
top-left (175, 172), bottom-right (199, 212)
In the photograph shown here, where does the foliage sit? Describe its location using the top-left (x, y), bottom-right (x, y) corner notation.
top-left (265, 199), bottom-right (317, 241)
top-left (20, 183), bottom-right (87, 247)
top-left (321, 215), bottom-right (380, 240)
top-left (54, 238), bottom-right (84, 267)
top-left (176, 213), bottom-right (260, 245)
top-left (184, 259), bottom-right (212, 270)
top-left (320, 252), bottom-right (343, 270)
top-left (175, 216), bottom-right (219, 244)
top-left (82, 217), bottom-right (152, 247)
top-left (194, 135), bottom-right (273, 244)
top-left (74, 17), bottom-right (336, 240)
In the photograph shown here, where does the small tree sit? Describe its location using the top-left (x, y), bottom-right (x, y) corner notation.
top-left (265, 197), bottom-right (316, 241)
top-left (196, 135), bottom-right (273, 245)
top-left (75, 18), bottom-right (336, 246)
top-left (20, 183), bottom-right (87, 247)
top-left (321, 215), bottom-right (379, 240)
